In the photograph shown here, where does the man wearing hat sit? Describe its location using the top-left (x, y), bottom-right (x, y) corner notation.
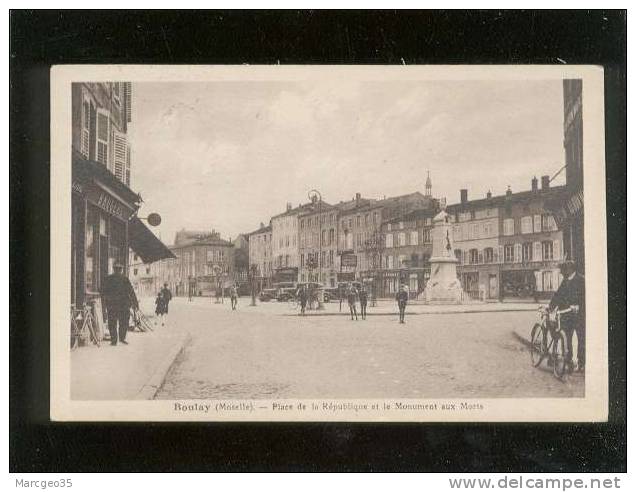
top-left (102, 263), bottom-right (138, 345)
top-left (549, 259), bottom-right (585, 371)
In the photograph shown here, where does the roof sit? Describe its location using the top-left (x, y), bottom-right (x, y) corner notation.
top-left (335, 197), bottom-right (380, 215)
top-left (377, 191), bottom-right (428, 206)
top-left (170, 236), bottom-right (234, 249)
top-left (72, 150), bottom-right (141, 206)
top-left (128, 217), bottom-right (176, 263)
top-left (383, 205), bottom-right (440, 224)
top-left (271, 201), bottom-right (332, 219)
top-left (445, 185), bottom-right (568, 212)
top-left (247, 224), bottom-right (272, 236)
top-left (297, 202), bottom-right (336, 217)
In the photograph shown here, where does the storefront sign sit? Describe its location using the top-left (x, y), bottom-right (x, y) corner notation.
top-left (85, 183), bottom-right (131, 221)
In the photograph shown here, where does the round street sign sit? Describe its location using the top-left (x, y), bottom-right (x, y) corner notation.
top-left (147, 213), bottom-right (162, 227)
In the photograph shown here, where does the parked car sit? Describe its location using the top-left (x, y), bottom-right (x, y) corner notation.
top-left (258, 288), bottom-right (278, 302)
top-left (273, 282), bottom-right (297, 302)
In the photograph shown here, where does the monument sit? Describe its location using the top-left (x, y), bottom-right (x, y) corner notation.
top-left (425, 209), bottom-right (465, 304)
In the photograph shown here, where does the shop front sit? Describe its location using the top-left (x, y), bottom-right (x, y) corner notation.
top-left (72, 152), bottom-right (174, 338)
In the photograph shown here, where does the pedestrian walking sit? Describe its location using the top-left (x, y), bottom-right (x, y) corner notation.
top-left (298, 285), bottom-right (308, 316)
top-left (549, 259), bottom-right (585, 372)
top-left (154, 291), bottom-right (166, 325)
top-left (396, 284), bottom-right (408, 324)
top-left (160, 283), bottom-right (172, 325)
top-left (101, 263), bottom-right (138, 345)
top-left (347, 284), bottom-right (358, 321)
top-left (230, 284), bottom-right (239, 310)
top-left (359, 286), bottom-right (368, 320)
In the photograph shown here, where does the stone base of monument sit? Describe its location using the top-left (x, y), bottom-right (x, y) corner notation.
top-left (424, 258), bottom-right (467, 304)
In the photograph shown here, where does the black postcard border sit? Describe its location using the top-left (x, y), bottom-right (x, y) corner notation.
top-left (10, 9), bottom-right (627, 472)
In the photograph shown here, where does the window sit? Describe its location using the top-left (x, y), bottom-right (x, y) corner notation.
top-left (542, 241), bottom-right (554, 260)
top-left (484, 247), bottom-right (494, 263)
top-left (365, 214), bottom-right (369, 225)
top-left (373, 212), bottom-right (378, 224)
top-left (321, 230), bottom-right (326, 246)
top-left (472, 223), bottom-right (480, 239)
top-left (533, 242), bottom-right (542, 262)
top-left (453, 225), bottom-right (462, 241)
top-left (454, 249), bottom-right (463, 264)
top-left (399, 221), bottom-right (404, 230)
top-left (521, 216), bottom-right (533, 234)
top-left (96, 109), bottom-right (110, 165)
top-left (398, 233), bottom-right (406, 247)
top-left (533, 214), bottom-right (542, 233)
top-left (385, 234), bottom-right (393, 248)
top-left (504, 244), bottom-right (515, 263)
top-left (543, 271), bottom-right (554, 291)
top-left (514, 243), bottom-right (522, 263)
top-left (133, 268), bottom-right (138, 275)
top-left (469, 249), bottom-right (479, 264)
top-left (423, 228), bottom-right (432, 243)
top-left (522, 242), bottom-right (533, 262)
top-left (357, 216), bottom-right (361, 227)
top-left (387, 223), bottom-right (392, 232)
top-left (483, 221), bottom-right (493, 238)
top-left (542, 214), bottom-right (556, 231)
top-left (300, 219), bottom-right (304, 229)
top-left (410, 231), bottom-right (418, 246)
top-left (503, 218), bottom-right (514, 236)
top-left (386, 255), bottom-right (394, 269)
top-left (146, 267), bottom-right (151, 275)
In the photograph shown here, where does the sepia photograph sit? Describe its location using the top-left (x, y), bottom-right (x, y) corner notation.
top-left (50, 65), bottom-right (607, 421)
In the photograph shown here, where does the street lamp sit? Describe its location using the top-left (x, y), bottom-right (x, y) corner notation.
top-left (308, 189), bottom-right (324, 310)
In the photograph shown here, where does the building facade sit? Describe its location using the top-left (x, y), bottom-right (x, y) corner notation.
top-left (378, 207), bottom-right (438, 297)
top-left (247, 223), bottom-right (273, 290)
top-left (447, 178), bottom-right (567, 301)
top-left (133, 229), bottom-right (235, 297)
top-left (298, 200), bottom-right (339, 286)
top-left (270, 202), bottom-right (317, 283)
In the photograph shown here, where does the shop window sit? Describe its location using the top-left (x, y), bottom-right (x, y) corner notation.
top-left (522, 242), bottom-right (533, 262)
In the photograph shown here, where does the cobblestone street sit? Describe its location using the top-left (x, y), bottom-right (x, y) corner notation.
top-left (154, 298), bottom-right (584, 400)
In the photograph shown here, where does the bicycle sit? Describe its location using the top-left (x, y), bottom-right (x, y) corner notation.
top-left (70, 302), bottom-right (100, 350)
top-left (529, 306), bottom-right (570, 379)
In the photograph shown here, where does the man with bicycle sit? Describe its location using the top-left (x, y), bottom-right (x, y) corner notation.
top-left (548, 259), bottom-right (585, 372)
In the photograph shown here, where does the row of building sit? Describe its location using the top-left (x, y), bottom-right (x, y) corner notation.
top-left (124, 79), bottom-right (584, 303)
top-left (245, 174), bottom-right (569, 301)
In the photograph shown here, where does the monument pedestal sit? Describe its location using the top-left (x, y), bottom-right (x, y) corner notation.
top-left (425, 258), bottom-right (464, 304)
top-left (423, 209), bottom-right (467, 304)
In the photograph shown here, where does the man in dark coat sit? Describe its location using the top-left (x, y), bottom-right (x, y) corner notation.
top-left (396, 285), bottom-right (408, 324)
top-left (358, 286), bottom-right (368, 320)
top-left (549, 260), bottom-right (585, 371)
top-left (101, 264), bottom-right (138, 345)
top-left (160, 283), bottom-right (173, 318)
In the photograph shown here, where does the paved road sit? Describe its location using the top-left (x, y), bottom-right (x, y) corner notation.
top-left (154, 298), bottom-right (584, 400)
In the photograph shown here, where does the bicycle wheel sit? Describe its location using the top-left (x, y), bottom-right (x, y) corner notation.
top-left (530, 323), bottom-right (546, 367)
top-left (552, 330), bottom-right (568, 379)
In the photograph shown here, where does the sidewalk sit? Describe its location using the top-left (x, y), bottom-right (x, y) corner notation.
top-left (71, 310), bottom-right (189, 400)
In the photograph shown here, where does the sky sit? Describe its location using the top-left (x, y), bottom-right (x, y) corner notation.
top-left (128, 79), bottom-right (565, 244)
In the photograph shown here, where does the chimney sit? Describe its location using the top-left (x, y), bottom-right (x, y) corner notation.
top-left (286, 202), bottom-right (292, 211)
top-left (260, 222), bottom-right (264, 228)
top-left (486, 190), bottom-right (492, 199)
top-left (506, 185), bottom-right (512, 197)
top-left (355, 192), bottom-right (361, 203)
top-left (531, 176), bottom-right (538, 192)
top-left (311, 194), bottom-right (317, 204)
top-left (460, 189), bottom-right (468, 204)
top-left (541, 175), bottom-right (550, 190)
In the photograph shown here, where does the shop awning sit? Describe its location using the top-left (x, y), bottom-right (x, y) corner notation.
top-left (128, 217), bottom-right (176, 263)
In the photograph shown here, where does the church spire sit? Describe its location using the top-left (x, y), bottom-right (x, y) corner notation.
top-left (425, 170), bottom-right (432, 197)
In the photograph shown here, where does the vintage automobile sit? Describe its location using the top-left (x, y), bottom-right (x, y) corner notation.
top-left (258, 288), bottom-right (278, 302)
top-left (273, 282), bottom-right (297, 302)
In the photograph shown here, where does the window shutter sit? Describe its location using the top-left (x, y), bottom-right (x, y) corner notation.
top-left (533, 241), bottom-right (542, 262)
top-left (96, 109), bottom-right (110, 166)
top-left (535, 271), bottom-right (543, 292)
top-left (113, 130), bottom-right (128, 183)
top-left (81, 97), bottom-right (90, 158)
top-left (534, 215), bottom-right (542, 233)
top-left (514, 244), bottom-right (522, 263)
top-left (553, 240), bottom-right (561, 260)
